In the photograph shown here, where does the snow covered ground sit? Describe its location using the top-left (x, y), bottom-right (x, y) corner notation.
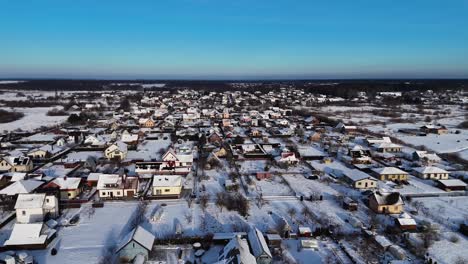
top-left (0, 107), bottom-right (67, 132)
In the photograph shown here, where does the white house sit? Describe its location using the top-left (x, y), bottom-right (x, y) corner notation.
top-left (97, 174), bottom-right (138, 199)
top-left (15, 193), bottom-right (58, 224)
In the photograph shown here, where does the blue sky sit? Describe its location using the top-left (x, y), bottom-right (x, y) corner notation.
top-left (1, 0), bottom-right (468, 79)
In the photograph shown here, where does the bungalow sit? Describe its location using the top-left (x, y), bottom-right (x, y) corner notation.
top-left (412, 151), bottom-right (441, 163)
top-left (4, 223), bottom-right (56, 250)
top-left (44, 177), bottom-right (83, 200)
top-left (15, 193), bottom-right (59, 223)
top-left (374, 142), bottom-right (403, 153)
top-left (371, 167), bottom-right (408, 182)
top-left (436, 179), bottom-right (467, 192)
top-left (412, 166), bottom-right (449, 180)
top-left (152, 175), bottom-right (183, 198)
top-left (420, 125), bottom-right (448, 135)
top-left (335, 123), bottom-right (358, 134)
top-left (343, 169), bottom-right (378, 189)
top-left (369, 191), bottom-right (404, 214)
top-left (104, 141), bottom-right (128, 160)
top-left (116, 225), bottom-right (155, 262)
top-left (97, 174), bottom-right (138, 199)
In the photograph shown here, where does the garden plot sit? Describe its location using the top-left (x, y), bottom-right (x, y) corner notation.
top-left (19, 202), bottom-right (138, 264)
top-left (250, 175), bottom-right (294, 196)
top-left (282, 174), bottom-right (339, 199)
top-left (126, 137), bottom-right (172, 161)
top-left (199, 160), bottom-right (233, 196)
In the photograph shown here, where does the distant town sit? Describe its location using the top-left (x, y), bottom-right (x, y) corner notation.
top-left (0, 79), bottom-right (467, 264)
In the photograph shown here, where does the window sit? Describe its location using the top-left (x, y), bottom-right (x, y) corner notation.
top-left (22, 210), bottom-right (26, 215)
top-left (117, 192), bottom-right (121, 195)
top-left (165, 189), bottom-right (170, 192)
top-left (46, 198), bottom-right (50, 203)
top-left (68, 193), bottom-right (71, 197)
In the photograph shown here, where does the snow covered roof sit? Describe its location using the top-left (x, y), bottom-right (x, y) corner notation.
top-left (4, 223), bottom-right (53, 246)
top-left (371, 192), bottom-right (403, 206)
top-left (218, 235), bottom-right (256, 264)
top-left (152, 175), bottom-right (182, 187)
top-left (437, 179), bottom-right (467, 187)
top-left (15, 193), bottom-right (46, 209)
top-left (116, 225), bottom-right (155, 252)
top-left (372, 167), bottom-right (408, 175)
top-left (248, 227), bottom-right (272, 259)
top-left (412, 166), bottom-right (449, 174)
top-left (0, 179), bottom-right (43, 195)
top-left (87, 172), bottom-right (101, 181)
top-left (51, 177), bottom-right (82, 190)
top-left (11, 172), bottom-right (27, 182)
top-left (344, 169), bottom-right (376, 182)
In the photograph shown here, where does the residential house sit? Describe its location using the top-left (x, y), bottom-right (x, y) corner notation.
top-left (420, 125), bottom-right (448, 135)
top-left (116, 225), bottom-right (155, 262)
top-left (0, 155), bottom-right (33, 172)
top-left (104, 141), bottom-right (128, 160)
top-left (277, 150), bottom-right (299, 165)
top-left (412, 166), bottom-right (449, 180)
top-left (374, 142), bottom-right (403, 153)
top-left (436, 179), bottom-right (467, 192)
top-left (412, 151), bottom-right (441, 164)
top-left (138, 118), bottom-right (155, 128)
top-left (15, 193), bottom-right (59, 223)
top-left (152, 175), bottom-right (183, 198)
top-left (4, 223), bottom-right (57, 250)
top-left (343, 169), bottom-right (378, 189)
top-left (44, 177), bottom-right (83, 200)
top-left (97, 174), bottom-right (138, 199)
top-left (369, 191), bottom-right (404, 214)
top-left (371, 167), bottom-right (408, 182)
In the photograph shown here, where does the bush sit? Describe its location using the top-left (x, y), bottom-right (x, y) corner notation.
top-left (47, 108), bottom-right (68, 116)
top-left (215, 193), bottom-right (249, 217)
top-left (0, 109), bottom-right (24, 123)
top-left (458, 121), bottom-right (468, 129)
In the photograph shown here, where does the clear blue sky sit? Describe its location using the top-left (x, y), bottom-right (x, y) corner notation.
top-left (1, 0), bottom-right (468, 79)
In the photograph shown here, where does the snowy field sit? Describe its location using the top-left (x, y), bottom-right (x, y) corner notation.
top-left (0, 107), bottom-right (67, 132)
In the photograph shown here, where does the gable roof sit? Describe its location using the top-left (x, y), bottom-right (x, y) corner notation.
top-left (15, 193), bottom-right (46, 209)
top-left (372, 167), bottom-right (408, 175)
top-left (247, 228), bottom-right (272, 259)
top-left (4, 223), bottom-right (53, 246)
top-left (0, 179), bottom-right (43, 195)
top-left (51, 177), bottom-right (82, 190)
top-left (116, 225), bottom-right (155, 252)
top-left (413, 166), bottom-right (449, 174)
top-left (152, 175), bottom-right (182, 187)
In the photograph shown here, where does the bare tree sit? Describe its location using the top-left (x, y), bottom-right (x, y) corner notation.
top-left (199, 193), bottom-right (210, 212)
